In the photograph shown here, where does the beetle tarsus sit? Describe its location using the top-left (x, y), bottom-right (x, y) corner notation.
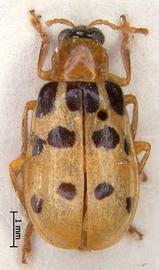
top-left (88, 16), bottom-right (148, 35)
top-left (120, 14), bottom-right (148, 35)
top-left (29, 9), bottom-right (49, 43)
top-left (128, 225), bottom-right (144, 240)
top-left (22, 222), bottom-right (33, 264)
top-left (141, 171), bottom-right (148, 182)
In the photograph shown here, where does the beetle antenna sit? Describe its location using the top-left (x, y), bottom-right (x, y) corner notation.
top-left (88, 16), bottom-right (148, 35)
top-left (46, 18), bottom-right (76, 28)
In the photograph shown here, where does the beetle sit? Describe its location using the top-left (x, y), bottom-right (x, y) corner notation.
top-left (9, 10), bottom-right (151, 264)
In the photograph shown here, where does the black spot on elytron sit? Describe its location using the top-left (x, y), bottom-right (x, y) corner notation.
top-left (97, 109), bottom-right (108, 121)
top-left (124, 136), bottom-right (130, 155)
top-left (105, 81), bottom-right (124, 115)
top-left (31, 194), bottom-right (43, 213)
top-left (94, 182), bottom-right (114, 200)
top-left (36, 82), bottom-right (58, 118)
top-left (66, 82), bottom-right (82, 111)
top-left (57, 183), bottom-right (76, 200)
top-left (83, 82), bottom-right (99, 113)
top-left (126, 197), bottom-right (134, 213)
top-left (32, 136), bottom-right (46, 156)
top-left (92, 126), bottom-right (120, 149)
top-left (65, 82), bottom-right (99, 113)
top-left (47, 126), bottom-right (75, 148)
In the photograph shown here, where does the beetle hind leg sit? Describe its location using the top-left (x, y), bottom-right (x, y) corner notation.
top-left (128, 225), bottom-right (144, 240)
top-left (22, 222), bottom-right (33, 264)
top-left (10, 158), bottom-right (34, 264)
top-left (9, 100), bottom-right (36, 263)
top-left (128, 142), bottom-right (151, 241)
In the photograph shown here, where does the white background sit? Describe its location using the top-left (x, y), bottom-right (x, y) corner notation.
top-left (0, 0), bottom-right (159, 269)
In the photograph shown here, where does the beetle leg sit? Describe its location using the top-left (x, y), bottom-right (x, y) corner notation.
top-left (22, 222), bottom-right (33, 264)
top-left (9, 155), bottom-right (26, 207)
top-left (107, 16), bottom-right (148, 86)
top-left (10, 100), bottom-right (36, 263)
top-left (128, 225), bottom-right (144, 240)
top-left (21, 100), bottom-right (37, 155)
top-left (134, 141), bottom-right (151, 174)
top-left (124, 95), bottom-right (148, 181)
top-left (29, 10), bottom-right (52, 81)
top-left (10, 158), bottom-right (34, 264)
top-left (124, 94), bottom-right (138, 139)
top-left (107, 16), bottom-right (131, 86)
top-left (141, 171), bottom-right (148, 182)
top-left (9, 100), bottom-right (36, 205)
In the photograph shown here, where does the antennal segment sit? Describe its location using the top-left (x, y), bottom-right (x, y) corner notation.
top-left (46, 18), bottom-right (75, 28)
top-left (88, 15), bottom-right (148, 35)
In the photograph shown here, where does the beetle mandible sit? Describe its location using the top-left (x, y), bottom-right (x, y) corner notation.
top-left (9, 10), bottom-right (151, 263)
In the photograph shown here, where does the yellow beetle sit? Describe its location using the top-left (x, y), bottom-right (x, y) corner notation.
top-left (9, 10), bottom-right (151, 263)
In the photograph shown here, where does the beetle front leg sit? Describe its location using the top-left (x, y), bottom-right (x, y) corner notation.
top-left (107, 15), bottom-right (148, 86)
top-left (29, 10), bottom-right (52, 81)
top-left (124, 94), bottom-right (138, 139)
top-left (107, 15), bottom-right (131, 86)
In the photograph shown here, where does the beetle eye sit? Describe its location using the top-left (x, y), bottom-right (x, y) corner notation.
top-left (58, 26), bottom-right (105, 44)
top-left (87, 27), bottom-right (105, 44)
top-left (58, 29), bottom-right (72, 43)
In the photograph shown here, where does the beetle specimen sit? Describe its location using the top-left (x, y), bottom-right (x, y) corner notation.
top-left (9, 10), bottom-right (151, 263)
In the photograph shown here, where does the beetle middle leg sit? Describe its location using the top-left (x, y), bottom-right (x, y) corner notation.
top-left (141, 171), bottom-right (148, 182)
top-left (124, 94), bottom-right (148, 183)
top-left (9, 100), bottom-right (37, 194)
top-left (134, 141), bottom-right (151, 174)
top-left (21, 100), bottom-right (37, 154)
top-left (124, 94), bottom-right (138, 139)
top-left (134, 141), bottom-right (151, 184)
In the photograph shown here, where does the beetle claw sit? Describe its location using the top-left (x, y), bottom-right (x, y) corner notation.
top-left (128, 225), bottom-right (144, 240)
top-left (22, 248), bottom-right (32, 264)
top-left (29, 9), bottom-right (49, 43)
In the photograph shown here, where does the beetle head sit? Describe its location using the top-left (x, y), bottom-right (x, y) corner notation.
top-left (58, 25), bottom-right (105, 45)
top-left (50, 24), bottom-right (108, 81)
